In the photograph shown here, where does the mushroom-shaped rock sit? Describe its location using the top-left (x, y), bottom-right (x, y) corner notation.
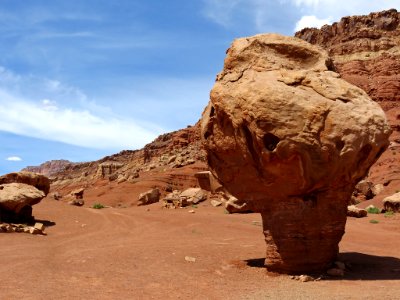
top-left (0, 183), bottom-right (45, 220)
top-left (201, 34), bottom-right (391, 273)
top-left (0, 171), bottom-right (50, 195)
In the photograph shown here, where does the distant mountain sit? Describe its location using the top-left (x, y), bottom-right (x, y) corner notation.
top-left (22, 160), bottom-right (76, 178)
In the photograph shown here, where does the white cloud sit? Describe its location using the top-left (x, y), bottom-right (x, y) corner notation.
top-left (0, 67), bottom-right (161, 150)
top-left (0, 90), bottom-right (160, 150)
top-left (41, 99), bottom-right (58, 111)
top-left (295, 15), bottom-right (331, 31)
top-left (6, 156), bottom-right (22, 161)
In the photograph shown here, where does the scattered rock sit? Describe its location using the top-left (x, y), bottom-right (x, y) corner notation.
top-left (138, 188), bottom-right (160, 206)
top-left (71, 188), bottom-right (84, 200)
top-left (68, 199), bottom-right (85, 206)
top-left (179, 188), bottom-right (207, 205)
top-left (354, 180), bottom-right (375, 200)
top-left (210, 200), bottom-right (222, 207)
top-left (162, 190), bottom-right (183, 208)
top-left (188, 209), bottom-right (195, 213)
top-left (347, 205), bottom-right (368, 218)
top-left (382, 192), bottom-right (400, 212)
top-left (185, 256), bottom-right (196, 262)
top-left (52, 192), bottom-right (62, 200)
top-left (225, 196), bottom-right (252, 214)
top-left (298, 275), bottom-right (315, 282)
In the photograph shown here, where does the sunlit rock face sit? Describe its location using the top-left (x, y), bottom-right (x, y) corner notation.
top-left (201, 34), bottom-right (391, 273)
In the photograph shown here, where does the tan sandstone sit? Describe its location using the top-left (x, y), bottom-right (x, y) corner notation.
top-left (201, 33), bottom-right (390, 273)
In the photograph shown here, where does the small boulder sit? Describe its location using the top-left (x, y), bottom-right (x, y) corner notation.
top-left (211, 199), bottom-right (222, 207)
top-left (354, 180), bottom-right (375, 200)
top-left (347, 205), bottom-right (367, 218)
top-left (68, 199), bottom-right (85, 206)
top-left (138, 188), bottom-right (160, 206)
top-left (180, 188), bottom-right (207, 205)
top-left (383, 192), bottom-right (400, 212)
top-left (225, 196), bottom-right (252, 214)
top-left (71, 188), bottom-right (84, 199)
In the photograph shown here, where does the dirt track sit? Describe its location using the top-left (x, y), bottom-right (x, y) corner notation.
top-left (1, 199), bottom-right (400, 299)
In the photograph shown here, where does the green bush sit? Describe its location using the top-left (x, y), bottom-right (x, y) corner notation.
top-left (366, 206), bottom-right (380, 214)
top-left (369, 219), bottom-right (379, 224)
top-left (92, 203), bottom-right (105, 209)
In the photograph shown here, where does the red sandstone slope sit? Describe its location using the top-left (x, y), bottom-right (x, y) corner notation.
top-left (296, 9), bottom-right (400, 206)
top-left (36, 123), bottom-right (207, 207)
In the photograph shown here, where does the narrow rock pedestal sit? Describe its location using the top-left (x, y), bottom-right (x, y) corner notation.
top-left (260, 189), bottom-right (349, 273)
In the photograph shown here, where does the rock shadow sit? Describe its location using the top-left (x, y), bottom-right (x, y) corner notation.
top-left (245, 252), bottom-right (400, 280)
top-left (337, 252), bottom-right (400, 280)
top-left (31, 219), bottom-right (56, 227)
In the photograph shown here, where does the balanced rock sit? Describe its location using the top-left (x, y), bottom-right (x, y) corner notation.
top-left (201, 34), bottom-right (390, 273)
top-left (0, 171), bottom-right (50, 195)
top-left (0, 183), bottom-right (45, 219)
top-left (383, 192), bottom-right (400, 212)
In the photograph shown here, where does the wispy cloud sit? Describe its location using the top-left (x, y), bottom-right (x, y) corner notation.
top-left (6, 156), bottom-right (22, 161)
top-left (0, 66), bottom-right (161, 150)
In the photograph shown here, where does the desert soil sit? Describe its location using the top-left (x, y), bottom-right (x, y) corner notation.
top-left (1, 198), bottom-right (399, 300)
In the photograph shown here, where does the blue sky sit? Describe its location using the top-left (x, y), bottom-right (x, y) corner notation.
top-left (1, 0), bottom-right (400, 174)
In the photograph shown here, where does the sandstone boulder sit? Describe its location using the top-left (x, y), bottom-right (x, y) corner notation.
top-left (201, 34), bottom-right (390, 273)
top-left (71, 188), bottom-right (84, 199)
top-left (0, 183), bottom-right (45, 218)
top-left (383, 192), bottom-right (400, 212)
top-left (225, 196), bottom-right (252, 214)
top-left (0, 171), bottom-right (50, 195)
top-left (347, 205), bottom-right (367, 218)
top-left (138, 188), bottom-right (160, 206)
top-left (179, 188), bottom-right (207, 205)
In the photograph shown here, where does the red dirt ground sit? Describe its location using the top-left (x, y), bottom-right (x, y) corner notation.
top-left (1, 198), bottom-right (399, 299)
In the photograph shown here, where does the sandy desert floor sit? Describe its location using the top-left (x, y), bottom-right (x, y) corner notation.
top-left (1, 198), bottom-right (400, 300)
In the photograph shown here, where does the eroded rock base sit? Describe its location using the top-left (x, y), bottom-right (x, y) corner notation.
top-left (261, 190), bottom-right (349, 274)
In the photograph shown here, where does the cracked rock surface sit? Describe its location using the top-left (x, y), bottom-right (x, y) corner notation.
top-left (201, 33), bottom-right (391, 273)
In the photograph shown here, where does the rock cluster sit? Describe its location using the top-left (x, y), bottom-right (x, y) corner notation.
top-left (162, 188), bottom-right (207, 208)
top-left (201, 34), bottom-right (390, 273)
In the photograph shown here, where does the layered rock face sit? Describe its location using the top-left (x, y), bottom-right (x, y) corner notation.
top-left (295, 9), bottom-right (400, 111)
top-left (201, 34), bottom-right (391, 273)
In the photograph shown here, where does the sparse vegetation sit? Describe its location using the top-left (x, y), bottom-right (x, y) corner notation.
top-left (366, 206), bottom-right (380, 214)
top-left (92, 203), bottom-right (105, 209)
top-left (369, 219), bottom-right (379, 224)
top-left (384, 211), bottom-right (394, 217)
